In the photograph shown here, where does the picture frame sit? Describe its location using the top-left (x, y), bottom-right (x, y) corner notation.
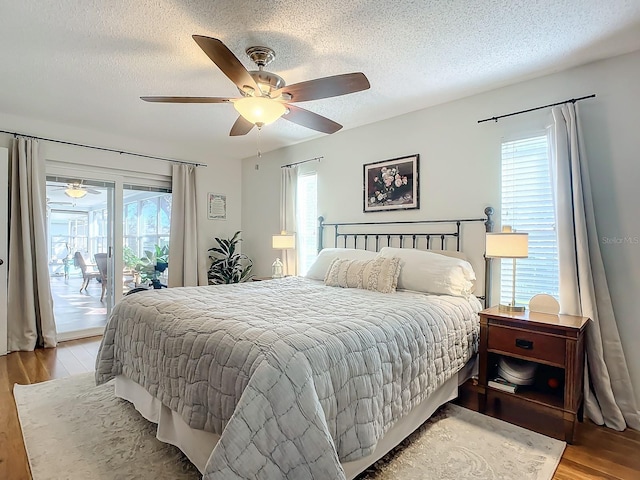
top-left (363, 154), bottom-right (419, 212)
top-left (207, 193), bottom-right (227, 220)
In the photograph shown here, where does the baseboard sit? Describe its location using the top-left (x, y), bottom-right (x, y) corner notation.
top-left (57, 326), bottom-right (105, 342)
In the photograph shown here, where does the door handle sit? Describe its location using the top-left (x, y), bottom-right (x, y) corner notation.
top-left (108, 246), bottom-right (113, 258)
top-left (0, 258), bottom-right (3, 265)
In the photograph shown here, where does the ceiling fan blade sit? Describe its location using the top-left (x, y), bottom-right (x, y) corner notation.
top-left (273, 73), bottom-right (370, 103)
top-left (141, 96), bottom-right (233, 104)
top-left (86, 188), bottom-right (102, 194)
top-left (229, 116), bottom-right (255, 136)
top-left (282, 105), bottom-right (342, 134)
top-left (192, 36), bottom-right (259, 94)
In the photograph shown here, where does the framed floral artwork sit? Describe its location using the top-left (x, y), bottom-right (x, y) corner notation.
top-left (363, 154), bottom-right (419, 212)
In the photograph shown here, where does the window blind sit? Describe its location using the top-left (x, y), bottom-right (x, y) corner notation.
top-left (296, 173), bottom-right (318, 276)
top-left (501, 134), bottom-right (559, 305)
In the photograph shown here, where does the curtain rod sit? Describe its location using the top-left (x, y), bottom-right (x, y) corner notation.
top-left (477, 94), bottom-right (596, 124)
top-left (281, 156), bottom-right (323, 168)
top-left (0, 129), bottom-right (206, 167)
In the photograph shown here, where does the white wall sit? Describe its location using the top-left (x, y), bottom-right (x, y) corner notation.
top-left (242, 49), bottom-right (640, 402)
top-left (0, 112), bottom-right (242, 283)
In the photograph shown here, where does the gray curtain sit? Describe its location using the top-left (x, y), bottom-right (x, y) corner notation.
top-left (280, 166), bottom-right (298, 276)
top-left (551, 103), bottom-right (640, 430)
top-left (168, 164), bottom-right (201, 287)
top-left (7, 137), bottom-right (56, 351)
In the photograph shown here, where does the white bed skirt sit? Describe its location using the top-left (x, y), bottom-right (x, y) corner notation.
top-left (115, 358), bottom-right (477, 479)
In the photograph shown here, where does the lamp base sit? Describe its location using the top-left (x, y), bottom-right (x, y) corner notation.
top-left (498, 303), bottom-right (526, 313)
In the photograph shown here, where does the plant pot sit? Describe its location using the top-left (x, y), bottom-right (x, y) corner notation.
top-left (155, 261), bottom-right (168, 273)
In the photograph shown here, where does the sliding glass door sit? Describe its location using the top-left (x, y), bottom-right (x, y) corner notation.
top-left (46, 176), bottom-right (116, 337)
top-left (45, 163), bottom-right (172, 340)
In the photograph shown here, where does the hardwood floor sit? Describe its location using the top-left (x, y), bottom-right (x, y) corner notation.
top-left (0, 337), bottom-right (101, 480)
top-left (1, 338), bottom-right (639, 480)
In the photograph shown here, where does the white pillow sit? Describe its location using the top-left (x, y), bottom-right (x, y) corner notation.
top-left (377, 247), bottom-right (476, 297)
top-left (429, 249), bottom-right (468, 261)
top-left (305, 248), bottom-right (378, 280)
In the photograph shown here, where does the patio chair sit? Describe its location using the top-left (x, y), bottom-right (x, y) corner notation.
top-left (94, 253), bottom-right (108, 302)
top-left (73, 251), bottom-right (101, 293)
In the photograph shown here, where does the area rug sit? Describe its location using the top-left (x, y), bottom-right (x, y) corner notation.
top-left (14, 373), bottom-right (565, 480)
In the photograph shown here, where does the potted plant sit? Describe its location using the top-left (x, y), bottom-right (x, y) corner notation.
top-left (208, 231), bottom-right (253, 284)
top-left (136, 244), bottom-right (170, 288)
top-left (123, 246), bottom-right (141, 271)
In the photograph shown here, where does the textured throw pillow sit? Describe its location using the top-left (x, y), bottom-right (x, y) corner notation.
top-left (324, 256), bottom-right (401, 293)
top-left (378, 247), bottom-right (476, 297)
top-left (305, 248), bottom-right (378, 281)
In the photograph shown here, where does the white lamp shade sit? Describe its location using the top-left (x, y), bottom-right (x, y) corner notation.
top-left (272, 233), bottom-right (296, 250)
top-left (233, 97), bottom-right (287, 126)
top-left (485, 232), bottom-right (529, 258)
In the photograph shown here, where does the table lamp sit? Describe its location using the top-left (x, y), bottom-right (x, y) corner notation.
top-left (486, 226), bottom-right (529, 312)
top-left (271, 231), bottom-right (295, 278)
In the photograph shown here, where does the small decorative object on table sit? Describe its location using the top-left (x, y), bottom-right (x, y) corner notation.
top-left (529, 294), bottom-right (561, 315)
top-left (271, 258), bottom-right (284, 278)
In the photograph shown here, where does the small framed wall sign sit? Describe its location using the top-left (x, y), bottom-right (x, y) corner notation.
top-left (363, 154), bottom-right (419, 212)
top-left (207, 193), bottom-right (227, 220)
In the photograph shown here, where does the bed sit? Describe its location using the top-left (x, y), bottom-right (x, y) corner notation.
top-left (95, 209), bottom-right (494, 480)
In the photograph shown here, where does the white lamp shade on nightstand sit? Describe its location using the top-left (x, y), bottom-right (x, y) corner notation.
top-left (486, 226), bottom-right (529, 313)
top-left (485, 231), bottom-right (528, 258)
top-left (272, 232), bottom-right (296, 250)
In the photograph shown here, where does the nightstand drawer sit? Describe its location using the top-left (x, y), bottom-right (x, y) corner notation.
top-left (488, 326), bottom-right (565, 366)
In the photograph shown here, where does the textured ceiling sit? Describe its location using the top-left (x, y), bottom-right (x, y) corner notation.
top-left (1, 0), bottom-right (639, 161)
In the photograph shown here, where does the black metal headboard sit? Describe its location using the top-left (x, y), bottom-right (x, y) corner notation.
top-left (318, 207), bottom-right (495, 303)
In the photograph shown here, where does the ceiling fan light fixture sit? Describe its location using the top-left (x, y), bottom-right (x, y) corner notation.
top-left (65, 187), bottom-right (87, 199)
top-left (233, 97), bottom-right (286, 126)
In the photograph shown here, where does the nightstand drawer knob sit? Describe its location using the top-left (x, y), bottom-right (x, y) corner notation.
top-left (515, 338), bottom-right (534, 349)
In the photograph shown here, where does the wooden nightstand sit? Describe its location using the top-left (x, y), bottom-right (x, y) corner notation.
top-left (478, 306), bottom-right (589, 443)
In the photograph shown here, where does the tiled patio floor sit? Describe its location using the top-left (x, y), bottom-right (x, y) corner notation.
top-left (50, 274), bottom-right (108, 334)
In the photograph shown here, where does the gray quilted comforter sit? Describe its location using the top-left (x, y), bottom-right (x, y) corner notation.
top-left (96, 277), bottom-right (481, 479)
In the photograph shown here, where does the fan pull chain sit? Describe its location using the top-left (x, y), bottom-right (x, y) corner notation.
top-left (256, 126), bottom-right (262, 158)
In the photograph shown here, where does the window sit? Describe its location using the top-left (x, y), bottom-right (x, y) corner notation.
top-left (501, 134), bottom-right (559, 306)
top-left (123, 185), bottom-right (172, 259)
top-left (122, 185), bottom-right (172, 293)
top-left (296, 173), bottom-right (318, 276)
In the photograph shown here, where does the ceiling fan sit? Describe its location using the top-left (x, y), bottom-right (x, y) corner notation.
top-left (46, 198), bottom-right (73, 206)
top-left (52, 182), bottom-right (101, 199)
top-left (141, 35), bottom-right (371, 136)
